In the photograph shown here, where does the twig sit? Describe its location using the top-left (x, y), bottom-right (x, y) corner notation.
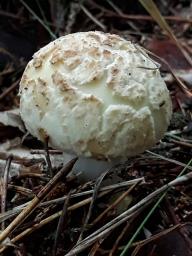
top-left (0, 65), bottom-right (14, 76)
top-left (164, 196), bottom-right (180, 225)
top-left (89, 0), bottom-right (192, 23)
top-left (89, 232), bottom-right (111, 256)
top-left (106, 0), bottom-right (139, 32)
top-left (19, 0), bottom-right (56, 39)
top-left (91, 181), bottom-right (140, 226)
top-left (109, 221), bottom-right (132, 256)
top-left (0, 79), bottom-right (20, 101)
top-left (0, 10), bottom-right (26, 21)
top-left (146, 150), bottom-right (192, 171)
top-left (131, 223), bottom-right (181, 248)
top-left (44, 136), bottom-right (53, 177)
top-left (169, 139), bottom-right (192, 149)
top-left (31, 149), bottom-right (63, 154)
top-left (165, 133), bottom-right (192, 143)
top-left (0, 158), bottom-right (77, 244)
top-left (80, 4), bottom-right (106, 31)
top-left (104, 12), bottom-right (192, 23)
top-left (8, 185), bottom-right (34, 197)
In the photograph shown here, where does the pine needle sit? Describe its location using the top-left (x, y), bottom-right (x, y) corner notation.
top-left (139, 0), bottom-right (192, 66)
top-left (20, 0), bottom-right (56, 39)
top-left (120, 157), bottom-right (192, 255)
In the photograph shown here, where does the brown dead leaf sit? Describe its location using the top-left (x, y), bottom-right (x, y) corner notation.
top-left (145, 39), bottom-right (191, 70)
top-left (132, 223), bottom-right (192, 256)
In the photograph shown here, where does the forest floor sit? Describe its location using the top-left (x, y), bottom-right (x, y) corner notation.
top-left (0, 1), bottom-right (192, 255)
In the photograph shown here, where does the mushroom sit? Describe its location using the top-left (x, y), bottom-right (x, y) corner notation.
top-left (19, 31), bottom-right (172, 180)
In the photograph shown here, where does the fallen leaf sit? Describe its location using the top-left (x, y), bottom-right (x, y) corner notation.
top-left (145, 39), bottom-right (191, 70)
top-left (132, 223), bottom-right (192, 256)
top-left (0, 109), bottom-right (25, 132)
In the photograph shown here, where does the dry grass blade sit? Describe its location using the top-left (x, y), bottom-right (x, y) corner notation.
top-left (139, 0), bottom-right (192, 66)
top-left (89, 1), bottom-right (192, 23)
top-left (80, 4), bottom-right (106, 31)
top-left (19, 0), bottom-right (56, 39)
top-left (104, 12), bottom-right (192, 23)
top-left (106, 0), bottom-right (139, 32)
top-left (0, 156), bottom-right (13, 230)
top-left (146, 150), bottom-right (192, 170)
top-left (88, 241), bottom-right (104, 256)
top-left (0, 190), bottom-right (111, 253)
top-left (35, 0), bottom-right (49, 27)
top-left (76, 169), bottom-right (110, 243)
top-left (52, 191), bottom-right (71, 256)
top-left (0, 158), bottom-right (77, 244)
top-left (88, 232), bottom-right (111, 256)
top-left (0, 178), bottom-right (144, 224)
top-left (109, 221), bottom-right (130, 256)
top-left (108, 210), bottom-right (142, 256)
top-left (66, 209), bottom-right (142, 256)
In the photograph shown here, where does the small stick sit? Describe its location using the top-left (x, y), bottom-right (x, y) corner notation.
top-left (146, 150), bottom-right (192, 171)
top-left (109, 219), bottom-right (134, 256)
top-left (89, 0), bottom-right (192, 23)
top-left (170, 139), bottom-right (192, 149)
top-left (44, 136), bottom-right (53, 177)
top-left (31, 149), bottom-right (63, 154)
top-left (8, 185), bottom-right (34, 197)
top-left (0, 158), bottom-right (77, 244)
top-left (89, 232), bottom-right (111, 256)
top-left (91, 181), bottom-right (140, 226)
top-left (0, 79), bottom-right (20, 101)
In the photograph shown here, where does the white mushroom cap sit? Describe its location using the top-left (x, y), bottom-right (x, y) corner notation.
top-left (19, 31), bottom-right (172, 161)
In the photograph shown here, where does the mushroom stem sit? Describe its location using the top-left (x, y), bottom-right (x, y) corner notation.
top-left (62, 153), bottom-right (118, 181)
